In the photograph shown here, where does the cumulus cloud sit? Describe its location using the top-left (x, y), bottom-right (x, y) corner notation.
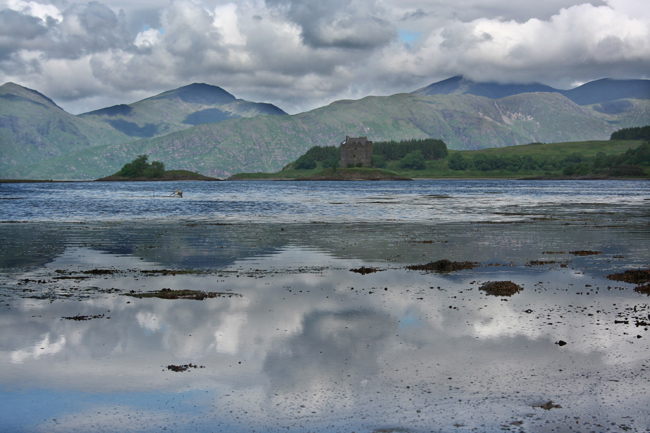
top-left (0, 0), bottom-right (647, 114)
top-left (390, 2), bottom-right (650, 85)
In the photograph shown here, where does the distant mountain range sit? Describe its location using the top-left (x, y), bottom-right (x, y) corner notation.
top-left (1, 77), bottom-right (649, 179)
top-left (413, 76), bottom-right (650, 105)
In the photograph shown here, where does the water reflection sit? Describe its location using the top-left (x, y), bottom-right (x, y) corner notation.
top-left (1, 242), bottom-right (649, 432)
top-left (3, 219), bottom-right (650, 273)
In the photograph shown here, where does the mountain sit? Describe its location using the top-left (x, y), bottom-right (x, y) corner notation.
top-left (414, 76), bottom-right (650, 105)
top-left (0, 82), bottom-right (287, 175)
top-left (0, 82), bottom-right (130, 171)
top-left (79, 83), bottom-right (287, 138)
top-left (7, 90), bottom-right (648, 180)
top-left (2, 77), bottom-right (649, 180)
top-left (562, 78), bottom-right (650, 105)
top-left (413, 76), bottom-right (558, 99)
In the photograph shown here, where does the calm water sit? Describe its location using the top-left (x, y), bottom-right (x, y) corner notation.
top-left (1, 179), bottom-right (649, 223)
top-left (1, 180), bottom-right (649, 433)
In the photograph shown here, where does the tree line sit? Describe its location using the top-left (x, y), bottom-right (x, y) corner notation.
top-left (292, 138), bottom-right (449, 170)
top-left (448, 142), bottom-right (649, 177)
top-left (372, 138), bottom-right (448, 161)
top-left (610, 125), bottom-right (650, 141)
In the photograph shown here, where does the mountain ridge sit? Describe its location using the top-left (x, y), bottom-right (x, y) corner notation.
top-left (78, 82), bottom-right (288, 138)
top-left (2, 77), bottom-right (649, 180)
top-left (0, 82), bottom-right (64, 111)
top-left (414, 76), bottom-right (650, 105)
top-left (0, 81), bottom-right (288, 172)
top-left (6, 91), bottom-right (648, 180)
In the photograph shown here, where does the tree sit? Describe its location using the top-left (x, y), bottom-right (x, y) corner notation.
top-left (448, 153), bottom-right (468, 170)
top-left (372, 155), bottom-right (387, 168)
top-left (473, 154), bottom-right (499, 171)
top-left (610, 125), bottom-right (650, 140)
top-left (400, 150), bottom-right (426, 170)
top-left (322, 156), bottom-right (339, 169)
top-left (144, 160), bottom-right (165, 178)
top-left (520, 155), bottom-right (538, 171)
top-left (118, 162), bottom-right (137, 177)
top-left (294, 154), bottom-right (317, 170)
top-left (562, 164), bottom-right (576, 176)
top-left (117, 154), bottom-right (166, 178)
top-left (593, 152), bottom-right (608, 169)
top-left (373, 138), bottom-right (448, 161)
top-left (131, 154), bottom-right (149, 173)
top-left (564, 153), bottom-right (584, 164)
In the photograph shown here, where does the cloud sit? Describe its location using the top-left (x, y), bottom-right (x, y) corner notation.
top-left (378, 1), bottom-right (650, 87)
top-left (6, 0), bottom-right (62, 22)
top-left (10, 333), bottom-right (66, 364)
top-left (266, 0), bottom-right (396, 49)
top-left (0, 9), bottom-right (46, 60)
top-left (0, 0), bottom-right (647, 114)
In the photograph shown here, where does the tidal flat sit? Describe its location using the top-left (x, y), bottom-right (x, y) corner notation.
top-left (0, 180), bottom-right (649, 432)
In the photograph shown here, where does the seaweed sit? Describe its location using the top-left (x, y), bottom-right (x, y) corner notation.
top-left (126, 288), bottom-right (241, 300)
top-left (166, 363), bottom-right (205, 372)
top-left (534, 401), bottom-right (562, 410)
top-left (350, 266), bottom-right (383, 275)
top-left (479, 281), bottom-right (523, 297)
top-left (606, 269), bottom-right (650, 295)
top-left (62, 314), bottom-right (106, 321)
top-left (569, 250), bottom-right (602, 256)
top-left (406, 259), bottom-right (479, 273)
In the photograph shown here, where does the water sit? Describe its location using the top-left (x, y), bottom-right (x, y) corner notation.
top-left (1, 179), bottom-right (648, 223)
top-left (0, 180), bottom-right (649, 432)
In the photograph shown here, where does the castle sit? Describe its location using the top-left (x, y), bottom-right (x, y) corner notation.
top-left (340, 136), bottom-right (372, 168)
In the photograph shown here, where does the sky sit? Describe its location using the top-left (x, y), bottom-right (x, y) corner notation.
top-left (1, 0), bottom-right (649, 114)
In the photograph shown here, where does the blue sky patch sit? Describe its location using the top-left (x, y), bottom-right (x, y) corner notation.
top-left (398, 30), bottom-right (422, 44)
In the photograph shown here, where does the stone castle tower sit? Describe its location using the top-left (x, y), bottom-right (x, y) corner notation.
top-left (340, 136), bottom-right (372, 167)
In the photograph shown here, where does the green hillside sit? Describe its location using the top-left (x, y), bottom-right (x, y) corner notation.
top-left (0, 82), bottom-right (131, 170)
top-left (7, 91), bottom-right (649, 180)
top-left (0, 82), bottom-right (287, 179)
